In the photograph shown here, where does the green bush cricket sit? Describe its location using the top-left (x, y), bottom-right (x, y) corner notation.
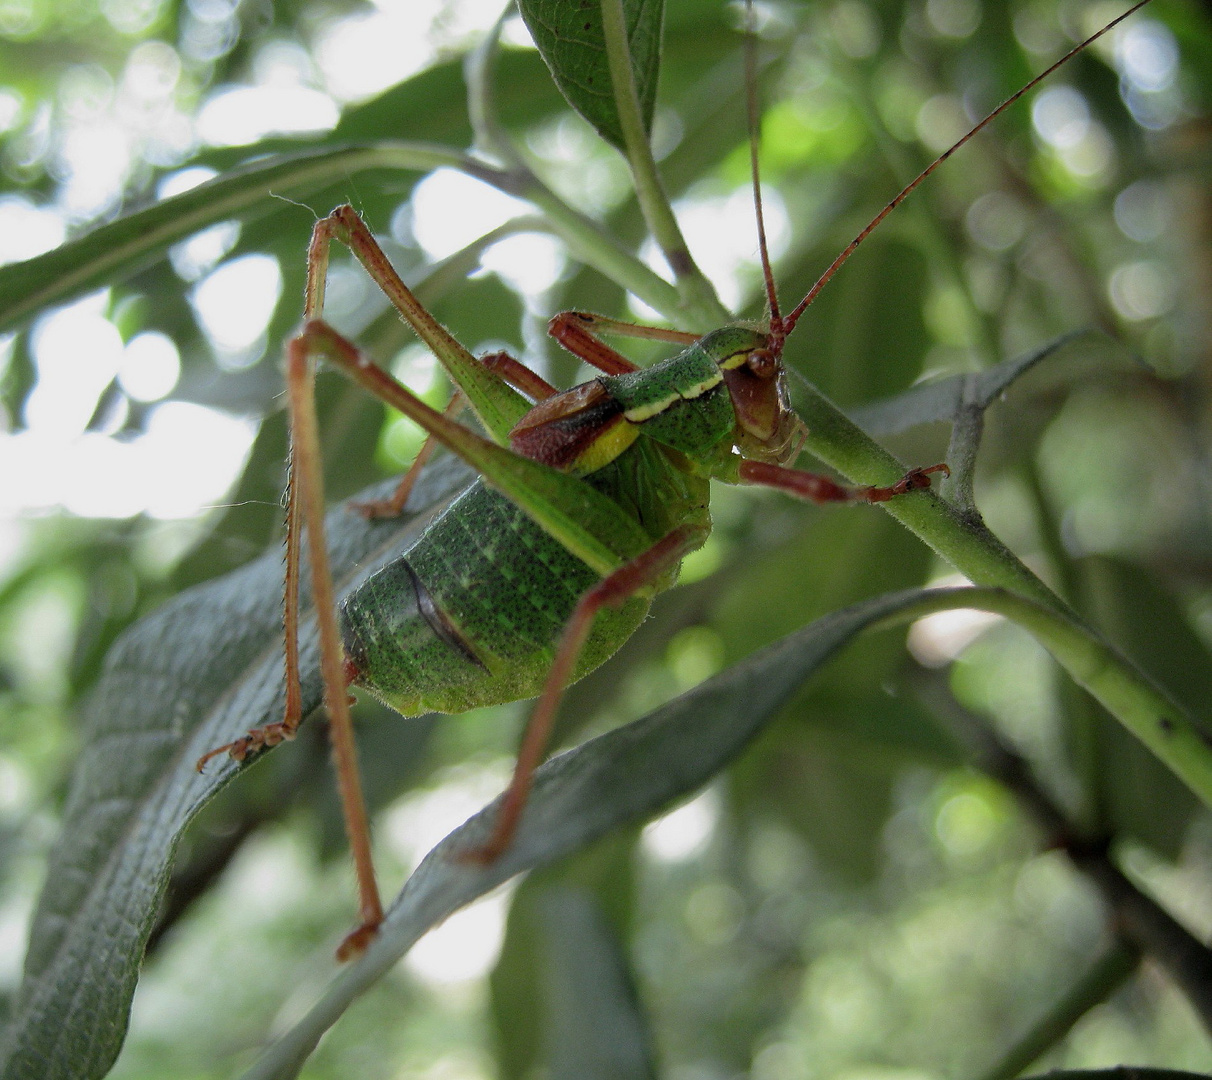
top-left (196, 0), bottom-right (1152, 960)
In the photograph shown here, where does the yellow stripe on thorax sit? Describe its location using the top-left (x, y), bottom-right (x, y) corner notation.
top-left (571, 416), bottom-right (640, 474)
top-left (718, 350), bottom-right (752, 371)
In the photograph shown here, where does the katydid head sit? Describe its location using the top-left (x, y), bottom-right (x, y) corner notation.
top-left (696, 323), bottom-right (802, 464)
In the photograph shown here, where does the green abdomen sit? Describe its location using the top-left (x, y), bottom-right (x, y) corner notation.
top-left (340, 478), bottom-right (651, 716)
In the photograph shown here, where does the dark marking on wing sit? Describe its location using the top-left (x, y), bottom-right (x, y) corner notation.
top-left (403, 559), bottom-right (490, 672)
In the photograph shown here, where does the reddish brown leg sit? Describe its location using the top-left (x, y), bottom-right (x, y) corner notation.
top-left (198, 222), bottom-right (340, 770)
top-left (548, 312), bottom-right (640, 375)
top-left (193, 415), bottom-right (310, 772)
top-left (198, 220), bottom-right (387, 959)
top-left (465, 522), bottom-right (708, 864)
top-left (295, 331), bottom-right (383, 959)
top-left (350, 390), bottom-right (470, 520)
top-left (739, 460), bottom-right (950, 503)
top-left (547, 311), bottom-right (705, 378)
top-left (549, 311), bottom-right (702, 365)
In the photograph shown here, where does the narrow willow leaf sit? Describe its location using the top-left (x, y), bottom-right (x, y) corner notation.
top-left (0, 143), bottom-right (464, 335)
top-left (0, 460), bottom-right (473, 1080)
top-left (243, 585), bottom-right (948, 1080)
top-left (518, 0), bottom-right (664, 150)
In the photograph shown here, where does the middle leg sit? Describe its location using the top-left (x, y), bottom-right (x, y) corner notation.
top-left (739, 460), bottom-right (950, 504)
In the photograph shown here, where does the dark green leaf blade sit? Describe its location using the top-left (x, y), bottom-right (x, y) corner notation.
top-left (1020, 1072), bottom-right (1212, 1080)
top-left (491, 833), bottom-right (638, 1080)
top-left (518, 0), bottom-right (664, 150)
top-left (243, 585), bottom-right (950, 1080)
top-left (0, 460), bottom-right (473, 1080)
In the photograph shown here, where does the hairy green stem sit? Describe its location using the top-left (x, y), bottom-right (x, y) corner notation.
top-left (793, 379), bottom-right (1062, 609)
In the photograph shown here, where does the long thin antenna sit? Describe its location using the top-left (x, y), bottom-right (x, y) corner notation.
top-left (779, 0), bottom-right (1153, 341)
top-left (746, 0), bottom-right (782, 347)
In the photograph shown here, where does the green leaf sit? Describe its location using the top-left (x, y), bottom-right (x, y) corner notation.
top-left (0, 143), bottom-right (467, 335)
top-left (518, 0), bottom-right (664, 150)
top-left (0, 459), bottom-right (474, 1080)
top-left (240, 585), bottom-right (952, 1079)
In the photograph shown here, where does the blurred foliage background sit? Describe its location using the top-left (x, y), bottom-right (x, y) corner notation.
top-left (2, 0), bottom-right (1212, 1076)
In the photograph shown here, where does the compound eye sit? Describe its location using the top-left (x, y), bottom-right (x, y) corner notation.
top-left (746, 349), bottom-right (777, 379)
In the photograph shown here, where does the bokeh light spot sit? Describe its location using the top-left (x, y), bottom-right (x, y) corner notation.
top-left (643, 787), bottom-right (719, 862)
top-left (197, 85), bottom-right (338, 146)
top-left (1032, 86), bottom-right (1089, 149)
top-left (411, 169), bottom-right (531, 261)
top-left (1116, 20), bottom-right (1178, 93)
top-left (405, 889), bottom-right (510, 987)
top-left (0, 196), bottom-right (65, 266)
top-left (191, 253), bottom-right (282, 352)
top-left (118, 332), bottom-right (181, 402)
top-left (481, 233), bottom-right (566, 297)
top-left (1108, 260), bottom-right (1175, 322)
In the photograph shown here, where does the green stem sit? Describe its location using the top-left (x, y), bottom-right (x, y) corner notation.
top-left (794, 380), bottom-right (1062, 610)
top-left (513, 171), bottom-right (686, 319)
top-left (462, 4), bottom-right (721, 327)
top-left (598, 0), bottom-right (727, 324)
top-left (462, 6), bottom-right (524, 169)
top-left (1020, 456), bottom-right (1106, 830)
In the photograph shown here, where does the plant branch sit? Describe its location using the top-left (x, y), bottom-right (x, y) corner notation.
top-left (463, 6), bottom-right (524, 169)
top-left (598, 0), bottom-right (727, 323)
top-left (511, 169), bottom-right (687, 319)
top-left (793, 379), bottom-right (1212, 815)
top-left (910, 660), bottom-right (1212, 1036)
top-left (793, 380), bottom-right (1064, 610)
